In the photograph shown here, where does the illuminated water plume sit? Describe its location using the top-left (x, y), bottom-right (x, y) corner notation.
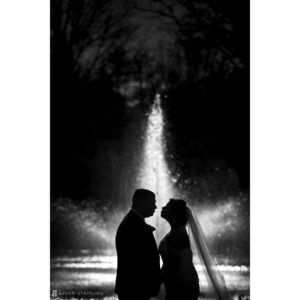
top-left (138, 94), bottom-right (175, 239)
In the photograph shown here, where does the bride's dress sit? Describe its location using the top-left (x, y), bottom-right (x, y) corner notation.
top-left (159, 233), bottom-right (199, 300)
top-left (159, 208), bottom-right (231, 300)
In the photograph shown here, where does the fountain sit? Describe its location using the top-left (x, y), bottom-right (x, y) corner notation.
top-left (138, 93), bottom-right (176, 240)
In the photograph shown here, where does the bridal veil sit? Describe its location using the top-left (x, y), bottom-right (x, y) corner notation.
top-left (186, 207), bottom-right (231, 300)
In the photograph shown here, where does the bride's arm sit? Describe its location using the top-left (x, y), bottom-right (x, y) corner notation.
top-left (160, 239), bottom-right (189, 259)
top-left (168, 243), bottom-right (190, 258)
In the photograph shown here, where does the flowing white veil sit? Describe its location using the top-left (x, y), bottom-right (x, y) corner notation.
top-left (186, 207), bottom-right (231, 300)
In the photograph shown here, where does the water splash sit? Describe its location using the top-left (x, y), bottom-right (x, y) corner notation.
top-left (195, 200), bottom-right (241, 238)
top-left (138, 94), bottom-right (175, 239)
top-left (51, 254), bottom-right (249, 292)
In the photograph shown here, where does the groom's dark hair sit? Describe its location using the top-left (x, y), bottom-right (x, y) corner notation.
top-left (132, 189), bottom-right (155, 206)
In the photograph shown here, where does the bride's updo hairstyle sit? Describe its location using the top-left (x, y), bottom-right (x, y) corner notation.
top-left (169, 199), bottom-right (187, 225)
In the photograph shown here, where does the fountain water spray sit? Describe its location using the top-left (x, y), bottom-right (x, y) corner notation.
top-left (138, 93), bottom-right (175, 241)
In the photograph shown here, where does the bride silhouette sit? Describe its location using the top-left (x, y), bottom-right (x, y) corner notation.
top-left (159, 199), bottom-right (230, 300)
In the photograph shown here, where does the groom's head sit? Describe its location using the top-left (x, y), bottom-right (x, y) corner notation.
top-left (132, 189), bottom-right (156, 218)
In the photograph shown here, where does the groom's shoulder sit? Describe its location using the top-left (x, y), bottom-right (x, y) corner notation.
top-left (122, 210), bottom-right (138, 224)
top-left (118, 211), bottom-right (133, 227)
top-left (118, 210), bottom-right (144, 231)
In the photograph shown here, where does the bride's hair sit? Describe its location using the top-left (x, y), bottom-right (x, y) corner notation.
top-left (169, 199), bottom-right (187, 225)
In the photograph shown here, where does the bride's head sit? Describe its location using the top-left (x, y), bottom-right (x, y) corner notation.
top-left (161, 199), bottom-right (187, 226)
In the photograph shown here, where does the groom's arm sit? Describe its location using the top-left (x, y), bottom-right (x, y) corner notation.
top-left (115, 222), bottom-right (147, 294)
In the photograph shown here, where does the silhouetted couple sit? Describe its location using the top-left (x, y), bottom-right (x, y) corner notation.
top-left (115, 189), bottom-right (230, 300)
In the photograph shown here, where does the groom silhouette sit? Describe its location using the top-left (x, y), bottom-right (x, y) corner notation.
top-left (115, 189), bottom-right (161, 300)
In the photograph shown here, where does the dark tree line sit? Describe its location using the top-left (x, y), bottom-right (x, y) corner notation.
top-left (133, 0), bottom-right (247, 85)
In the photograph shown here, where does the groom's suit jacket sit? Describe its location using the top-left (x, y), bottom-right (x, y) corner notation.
top-left (115, 209), bottom-right (161, 297)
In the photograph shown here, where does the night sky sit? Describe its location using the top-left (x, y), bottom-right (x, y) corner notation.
top-left (51, 0), bottom-right (249, 202)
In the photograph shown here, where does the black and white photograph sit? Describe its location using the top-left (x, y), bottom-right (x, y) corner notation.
top-left (50, 0), bottom-right (249, 299)
top-left (3, 1), bottom-right (300, 300)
